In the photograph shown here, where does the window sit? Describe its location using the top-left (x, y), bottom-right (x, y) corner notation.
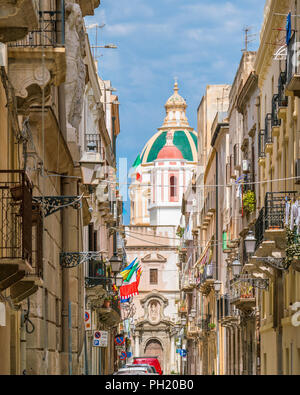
top-left (170, 176), bottom-right (177, 198)
top-left (150, 269), bottom-right (158, 284)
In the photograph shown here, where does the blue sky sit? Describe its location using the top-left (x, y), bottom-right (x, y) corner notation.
top-left (85, 0), bottom-right (265, 224)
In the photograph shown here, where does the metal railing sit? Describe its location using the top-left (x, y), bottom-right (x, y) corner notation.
top-left (271, 94), bottom-right (281, 127)
top-left (255, 191), bottom-right (297, 249)
top-left (0, 171), bottom-right (32, 266)
top-left (243, 173), bottom-right (254, 193)
top-left (111, 299), bottom-right (121, 316)
top-left (8, 5), bottom-right (65, 48)
top-left (278, 71), bottom-right (288, 107)
top-left (265, 113), bottom-right (273, 145)
top-left (230, 279), bottom-right (255, 302)
top-left (197, 314), bottom-right (212, 331)
top-left (199, 263), bottom-right (214, 284)
top-left (84, 134), bottom-right (103, 154)
top-left (258, 130), bottom-right (266, 158)
top-left (85, 259), bottom-right (111, 288)
top-left (287, 32), bottom-right (297, 87)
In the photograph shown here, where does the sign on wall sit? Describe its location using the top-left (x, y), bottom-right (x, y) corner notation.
top-left (93, 330), bottom-right (108, 347)
top-left (84, 310), bottom-right (91, 330)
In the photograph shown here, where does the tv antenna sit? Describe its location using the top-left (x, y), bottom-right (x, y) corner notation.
top-left (242, 26), bottom-right (257, 52)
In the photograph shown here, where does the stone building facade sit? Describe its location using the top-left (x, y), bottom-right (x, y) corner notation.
top-left (0, 0), bottom-right (122, 375)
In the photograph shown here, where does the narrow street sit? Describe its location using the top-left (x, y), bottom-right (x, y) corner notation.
top-left (0, 0), bottom-right (299, 377)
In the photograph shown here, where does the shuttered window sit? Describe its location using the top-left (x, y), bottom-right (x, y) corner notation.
top-left (150, 269), bottom-right (158, 284)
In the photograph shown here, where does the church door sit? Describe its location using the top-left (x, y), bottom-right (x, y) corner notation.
top-left (144, 339), bottom-right (164, 371)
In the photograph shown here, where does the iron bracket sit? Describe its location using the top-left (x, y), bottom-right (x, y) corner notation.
top-left (251, 256), bottom-right (289, 271)
top-left (33, 196), bottom-right (82, 217)
top-left (60, 252), bottom-right (102, 268)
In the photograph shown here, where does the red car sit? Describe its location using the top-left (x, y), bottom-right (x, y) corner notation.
top-left (133, 357), bottom-right (162, 375)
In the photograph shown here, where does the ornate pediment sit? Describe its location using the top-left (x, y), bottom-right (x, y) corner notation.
top-left (141, 253), bottom-right (167, 263)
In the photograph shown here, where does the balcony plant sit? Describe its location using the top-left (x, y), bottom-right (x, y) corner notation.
top-left (243, 190), bottom-right (256, 215)
top-left (176, 226), bottom-right (185, 238)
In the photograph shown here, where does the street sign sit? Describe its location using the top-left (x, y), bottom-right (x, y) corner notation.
top-left (120, 351), bottom-right (127, 360)
top-left (85, 310), bottom-right (91, 330)
top-left (114, 335), bottom-right (125, 346)
top-left (93, 330), bottom-right (108, 347)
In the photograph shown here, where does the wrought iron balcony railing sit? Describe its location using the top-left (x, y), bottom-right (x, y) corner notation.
top-left (197, 314), bottom-right (212, 331)
top-left (255, 191), bottom-right (297, 249)
top-left (287, 32), bottom-right (297, 88)
top-left (0, 170), bottom-right (32, 266)
top-left (271, 94), bottom-right (281, 127)
top-left (278, 71), bottom-right (288, 107)
top-left (230, 279), bottom-right (255, 302)
top-left (85, 259), bottom-right (112, 288)
top-left (265, 113), bottom-right (273, 145)
top-left (199, 264), bottom-right (214, 285)
top-left (8, 5), bottom-right (65, 48)
top-left (84, 134), bottom-right (105, 159)
top-left (258, 130), bottom-right (266, 158)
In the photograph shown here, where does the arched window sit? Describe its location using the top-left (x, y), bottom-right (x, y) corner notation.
top-left (170, 176), bottom-right (177, 198)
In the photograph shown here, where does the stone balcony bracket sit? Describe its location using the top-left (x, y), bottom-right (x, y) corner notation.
top-left (8, 47), bottom-right (66, 113)
top-left (0, 0), bottom-right (39, 43)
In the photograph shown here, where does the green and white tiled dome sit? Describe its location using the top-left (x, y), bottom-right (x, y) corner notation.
top-left (139, 129), bottom-right (198, 164)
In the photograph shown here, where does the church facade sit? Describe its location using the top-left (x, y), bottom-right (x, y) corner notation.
top-left (125, 82), bottom-right (198, 374)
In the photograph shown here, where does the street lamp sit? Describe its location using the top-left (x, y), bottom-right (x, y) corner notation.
top-left (115, 273), bottom-right (123, 287)
top-left (79, 141), bottom-right (104, 185)
top-left (231, 258), bottom-right (242, 277)
top-left (214, 280), bottom-right (222, 293)
top-left (244, 231), bottom-right (257, 255)
top-left (109, 253), bottom-right (122, 273)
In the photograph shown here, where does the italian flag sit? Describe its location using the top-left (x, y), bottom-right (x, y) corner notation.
top-left (132, 154), bottom-right (142, 182)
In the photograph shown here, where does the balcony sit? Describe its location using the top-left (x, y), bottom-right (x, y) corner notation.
top-left (197, 314), bottom-right (214, 334)
top-left (255, 191), bottom-right (297, 250)
top-left (199, 264), bottom-right (215, 295)
top-left (78, 0), bottom-right (100, 17)
top-left (230, 279), bottom-right (256, 312)
top-left (84, 134), bottom-right (105, 160)
top-left (264, 113), bottom-right (273, 153)
top-left (0, 171), bottom-right (40, 302)
top-left (286, 33), bottom-right (300, 96)
top-left (0, 0), bottom-right (39, 43)
top-left (258, 130), bottom-right (266, 162)
top-left (186, 322), bottom-right (199, 339)
top-left (7, 5), bottom-right (66, 113)
top-left (85, 259), bottom-right (111, 289)
top-left (98, 298), bottom-right (121, 327)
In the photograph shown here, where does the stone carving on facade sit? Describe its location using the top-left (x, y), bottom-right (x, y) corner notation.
top-left (65, 1), bottom-right (86, 130)
top-left (148, 300), bottom-right (161, 324)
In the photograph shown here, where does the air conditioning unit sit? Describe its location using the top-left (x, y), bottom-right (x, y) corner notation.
top-left (295, 159), bottom-right (300, 184)
top-left (242, 160), bottom-right (250, 173)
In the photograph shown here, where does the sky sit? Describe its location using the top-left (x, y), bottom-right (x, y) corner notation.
top-left (85, 0), bottom-right (266, 224)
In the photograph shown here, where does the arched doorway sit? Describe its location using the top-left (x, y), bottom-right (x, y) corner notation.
top-left (144, 339), bottom-right (164, 371)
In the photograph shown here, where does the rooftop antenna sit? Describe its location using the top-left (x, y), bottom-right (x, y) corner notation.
top-left (242, 26), bottom-right (257, 52)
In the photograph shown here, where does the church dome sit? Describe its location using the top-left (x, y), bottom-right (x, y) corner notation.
top-left (139, 129), bottom-right (198, 164)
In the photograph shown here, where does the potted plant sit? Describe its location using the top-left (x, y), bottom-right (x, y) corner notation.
top-left (243, 190), bottom-right (256, 215)
top-left (208, 323), bottom-right (216, 330)
top-left (176, 226), bottom-right (185, 238)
